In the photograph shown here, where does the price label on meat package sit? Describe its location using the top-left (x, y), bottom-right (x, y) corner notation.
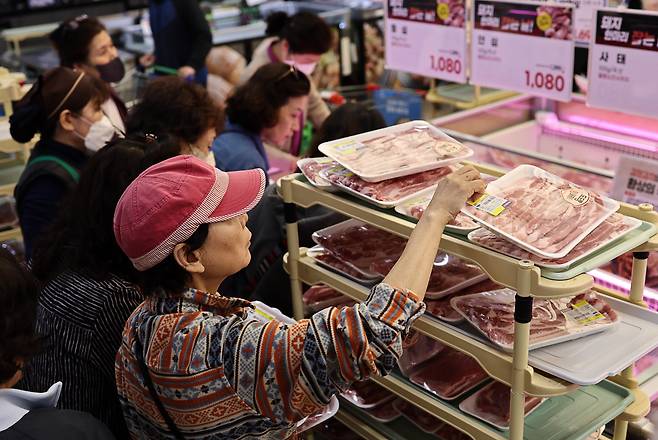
top-left (385, 0), bottom-right (468, 83)
top-left (563, 300), bottom-right (606, 326)
top-left (611, 155), bottom-right (658, 206)
top-left (468, 193), bottom-right (510, 216)
top-left (587, 9), bottom-right (658, 118)
top-left (470, 0), bottom-right (575, 101)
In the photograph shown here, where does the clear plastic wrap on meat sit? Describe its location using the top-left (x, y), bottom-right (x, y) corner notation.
top-left (320, 123), bottom-right (472, 181)
top-left (469, 213), bottom-right (638, 267)
top-left (314, 252), bottom-right (380, 283)
top-left (407, 204), bottom-right (478, 230)
top-left (407, 347), bottom-right (488, 400)
top-left (451, 288), bottom-right (619, 350)
top-left (299, 158), bottom-right (338, 187)
top-left (314, 221), bottom-right (407, 277)
top-left (460, 381), bottom-right (544, 429)
top-left (424, 279), bottom-right (503, 322)
top-left (462, 165), bottom-right (618, 257)
top-left (368, 398), bottom-right (403, 423)
top-left (303, 285), bottom-right (355, 313)
top-left (369, 252), bottom-right (485, 299)
top-left (400, 331), bottom-right (446, 373)
top-left (395, 400), bottom-right (443, 434)
top-left (341, 380), bottom-right (395, 409)
top-left (321, 165), bottom-right (453, 203)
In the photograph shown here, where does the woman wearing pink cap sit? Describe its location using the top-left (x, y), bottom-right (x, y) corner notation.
top-left (113, 156), bottom-right (485, 439)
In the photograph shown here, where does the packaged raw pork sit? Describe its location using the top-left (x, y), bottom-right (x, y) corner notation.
top-left (394, 400), bottom-right (474, 439)
top-left (368, 398), bottom-right (403, 423)
top-left (399, 332), bottom-right (446, 373)
top-left (424, 279), bottom-right (503, 323)
top-left (406, 346), bottom-right (489, 400)
top-left (307, 246), bottom-right (381, 285)
top-left (341, 380), bottom-right (395, 409)
top-left (319, 120), bottom-right (473, 182)
top-left (320, 164), bottom-right (453, 207)
top-left (451, 288), bottom-right (619, 351)
top-left (312, 220), bottom-right (407, 278)
top-left (369, 252), bottom-right (486, 299)
top-left (297, 157), bottom-right (338, 189)
top-left (302, 285), bottom-right (355, 314)
top-left (459, 381), bottom-right (544, 430)
top-left (468, 213), bottom-right (641, 269)
top-left (461, 165), bottom-right (620, 259)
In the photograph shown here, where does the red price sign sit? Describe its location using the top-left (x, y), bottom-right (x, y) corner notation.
top-left (430, 55), bottom-right (464, 74)
top-left (470, 0), bottom-right (574, 101)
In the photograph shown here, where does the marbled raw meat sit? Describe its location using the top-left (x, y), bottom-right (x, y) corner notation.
top-left (395, 400), bottom-right (442, 433)
top-left (408, 347), bottom-right (488, 399)
top-left (323, 166), bottom-right (453, 202)
top-left (464, 173), bottom-right (611, 255)
top-left (399, 332), bottom-right (446, 373)
top-left (469, 213), bottom-right (635, 266)
top-left (425, 279), bottom-right (502, 322)
top-left (300, 158), bottom-right (337, 185)
top-left (315, 222), bottom-right (407, 275)
top-left (369, 253), bottom-right (484, 299)
top-left (451, 288), bottom-right (618, 349)
top-left (469, 381), bottom-right (543, 428)
top-left (327, 126), bottom-right (470, 178)
top-left (303, 285), bottom-right (354, 313)
top-left (342, 380), bottom-right (394, 408)
top-left (434, 422), bottom-right (473, 440)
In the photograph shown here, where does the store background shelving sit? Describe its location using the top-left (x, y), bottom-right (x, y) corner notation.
top-left (279, 168), bottom-right (658, 440)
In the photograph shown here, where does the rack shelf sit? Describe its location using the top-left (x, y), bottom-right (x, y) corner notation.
top-left (286, 251), bottom-right (575, 397)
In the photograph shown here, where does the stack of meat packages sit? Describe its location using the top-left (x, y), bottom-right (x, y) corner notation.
top-left (311, 219), bottom-right (493, 323)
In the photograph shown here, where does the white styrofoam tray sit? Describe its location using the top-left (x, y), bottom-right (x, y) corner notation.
top-left (297, 157), bottom-right (337, 190)
top-left (466, 215), bottom-right (642, 270)
top-left (460, 164), bottom-right (620, 259)
top-left (318, 120), bottom-right (473, 182)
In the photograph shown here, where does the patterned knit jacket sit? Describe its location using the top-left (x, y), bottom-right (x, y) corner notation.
top-left (115, 283), bottom-right (425, 439)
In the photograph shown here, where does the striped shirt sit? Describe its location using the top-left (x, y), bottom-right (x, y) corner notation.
top-left (115, 283), bottom-right (425, 439)
top-left (19, 271), bottom-right (143, 439)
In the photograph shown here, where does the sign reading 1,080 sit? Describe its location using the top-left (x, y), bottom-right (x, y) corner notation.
top-left (470, 0), bottom-right (575, 101)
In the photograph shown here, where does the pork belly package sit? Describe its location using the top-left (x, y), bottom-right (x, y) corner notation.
top-left (451, 288), bottom-right (619, 351)
top-left (297, 157), bottom-right (338, 189)
top-left (395, 188), bottom-right (480, 234)
top-left (307, 246), bottom-right (381, 285)
top-left (320, 164), bottom-right (453, 208)
top-left (461, 165), bottom-right (620, 259)
top-left (318, 120), bottom-right (473, 182)
top-left (459, 381), bottom-right (544, 430)
top-left (468, 213), bottom-right (641, 269)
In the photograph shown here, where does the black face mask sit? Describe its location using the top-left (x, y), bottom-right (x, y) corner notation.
top-left (96, 57), bottom-right (125, 83)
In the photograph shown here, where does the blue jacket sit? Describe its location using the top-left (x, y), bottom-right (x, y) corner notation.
top-left (212, 121), bottom-right (270, 178)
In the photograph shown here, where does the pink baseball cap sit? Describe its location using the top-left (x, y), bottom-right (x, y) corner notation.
top-left (114, 155), bottom-right (266, 271)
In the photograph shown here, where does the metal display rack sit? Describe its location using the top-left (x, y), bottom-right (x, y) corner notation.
top-left (278, 161), bottom-right (658, 440)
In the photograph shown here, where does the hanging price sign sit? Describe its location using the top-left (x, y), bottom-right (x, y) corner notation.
top-left (385, 0), bottom-right (468, 83)
top-left (611, 155), bottom-right (658, 207)
top-left (587, 9), bottom-right (658, 119)
top-left (470, 0), bottom-right (575, 101)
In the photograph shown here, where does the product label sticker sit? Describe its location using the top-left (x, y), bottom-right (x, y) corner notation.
top-left (468, 193), bottom-right (510, 216)
top-left (331, 140), bottom-right (365, 156)
top-left (561, 188), bottom-right (591, 206)
top-left (435, 141), bottom-right (464, 156)
top-left (563, 300), bottom-right (606, 325)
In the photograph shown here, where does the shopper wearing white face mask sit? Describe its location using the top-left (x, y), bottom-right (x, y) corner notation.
top-left (125, 76), bottom-right (223, 165)
top-left (240, 11), bottom-right (333, 155)
top-left (10, 67), bottom-right (111, 259)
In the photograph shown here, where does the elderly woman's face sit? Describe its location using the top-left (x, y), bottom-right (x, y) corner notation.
top-left (198, 214), bottom-right (251, 278)
top-left (261, 96), bottom-right (308, 147)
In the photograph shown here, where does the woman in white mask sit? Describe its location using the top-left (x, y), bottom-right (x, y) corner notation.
top-left (240, 11), bottom-right (333, 155)
top-left (125, 76), bottom-right (222, 166)
top-left (10, 67), bottom-right (113, 258)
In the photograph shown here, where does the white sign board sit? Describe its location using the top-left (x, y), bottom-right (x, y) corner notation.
top-left (385, 0), bottom-right (468, 83)
top-left (470, 0), bottom-right (575, 101)
top-left (587, 8), bottom-right (658, 119)
top-left (612, 155), bottom-right (658, 207)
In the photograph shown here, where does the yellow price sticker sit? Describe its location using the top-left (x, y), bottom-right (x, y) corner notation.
top-left (437, 3), bottom-right (450, 20)
top-left (536, 12), bottom-right (552, 31)
top-left (467, 193), bottom-right (508, 216)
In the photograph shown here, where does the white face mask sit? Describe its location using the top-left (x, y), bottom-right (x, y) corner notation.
top-left (284, 58), bottom-right (317, 76)
top-left (190, 145), bottom-right (216, 167)
top-left (74, 115), bottom-right (117, 152)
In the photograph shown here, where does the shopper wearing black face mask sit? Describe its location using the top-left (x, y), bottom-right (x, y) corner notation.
top-left (50, 15), bottom-right (127, 134)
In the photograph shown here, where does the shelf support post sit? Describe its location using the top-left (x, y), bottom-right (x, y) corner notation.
top-left (510, 260), bottom-right (534, 440)
top-left (280, 176), bottom-right (304, 321)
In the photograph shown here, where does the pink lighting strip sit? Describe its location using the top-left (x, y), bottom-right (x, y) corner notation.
top-left (590, 268), bottom-right (658, 311)
top-left (561, 114), bottom-right (658, 144)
